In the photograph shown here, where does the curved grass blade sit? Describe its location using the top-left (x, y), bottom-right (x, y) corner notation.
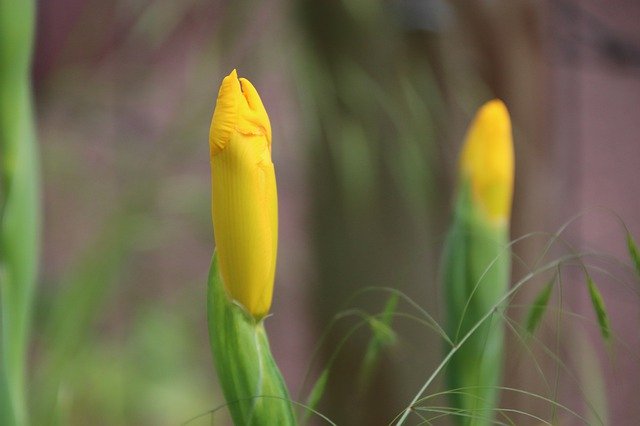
top-left (302, 368), bottom-right (329, 425)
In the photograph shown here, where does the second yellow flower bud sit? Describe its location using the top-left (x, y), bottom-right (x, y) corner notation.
top-left (459, 99), bottom-right (514, 224)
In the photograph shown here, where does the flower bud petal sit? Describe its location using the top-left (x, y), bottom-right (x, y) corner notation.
top-left (209, 70), bottom-right (277, 318)
top-left (210, 69), bottom-right (241, 155)
top-left (460, 99), bottom-right (514, 224)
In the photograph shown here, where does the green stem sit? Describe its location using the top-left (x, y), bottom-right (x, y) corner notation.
top-left (0, 1), bottom-right (39, 425)
top-left (207, 254), bottom-right (295, 426)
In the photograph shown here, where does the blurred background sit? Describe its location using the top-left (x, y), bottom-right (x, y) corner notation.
top-left (28, 0), bottom-right (640, 424)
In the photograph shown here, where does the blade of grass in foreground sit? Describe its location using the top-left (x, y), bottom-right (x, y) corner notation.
top-left (0, 1), bottom-right (40, 424)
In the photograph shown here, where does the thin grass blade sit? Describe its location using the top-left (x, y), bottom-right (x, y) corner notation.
top-left (303, 368), bottom-right (329, 425)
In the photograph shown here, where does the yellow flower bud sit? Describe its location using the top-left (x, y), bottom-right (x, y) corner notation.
top-left (459, 99), bottom-right (514, 224)
top-left (209, 69), bottom-right (277, 319)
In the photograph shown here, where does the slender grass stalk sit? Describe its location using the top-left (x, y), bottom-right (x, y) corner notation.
top-left (0, 1), bottom-right (39, 425)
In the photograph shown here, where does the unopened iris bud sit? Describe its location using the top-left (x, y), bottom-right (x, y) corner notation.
top-left (443, 99), bottom-right (515, 426)
top-left (207, 71), bottom-right (295, 425)
top-left (459, 99), bottom-right (514, 224)
top-left (209, 69), bottom-right (277, 319)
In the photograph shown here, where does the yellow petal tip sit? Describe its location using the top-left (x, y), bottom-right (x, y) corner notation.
top-left (460, 99), bottom-right (514, 223)
top-left (238, 77), bottom-right (272, 144)
top-left (209, 70), bottom-right (272, 157)
top-left (210, 69), bottom-right (242, 155)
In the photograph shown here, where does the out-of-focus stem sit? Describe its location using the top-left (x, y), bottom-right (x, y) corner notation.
top-left (0, 1), bottom-right (40, 425)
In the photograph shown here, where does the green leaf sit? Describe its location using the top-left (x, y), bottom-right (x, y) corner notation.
top-left (303, 368), bottom-right (329, 424)
top-left (357, 294), bottom-right (398, 393)
top-left (369, 294), bottom-right (398, 345)
top-left (626, 232), bottom-right (640, 278)
top-left (525, 279), bottom-right (554, 335)
top-left (587, 277), bottom-right (611, 342)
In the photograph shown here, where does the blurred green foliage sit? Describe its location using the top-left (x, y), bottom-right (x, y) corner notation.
top-left (293, 1), bottom-right (449, 423)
